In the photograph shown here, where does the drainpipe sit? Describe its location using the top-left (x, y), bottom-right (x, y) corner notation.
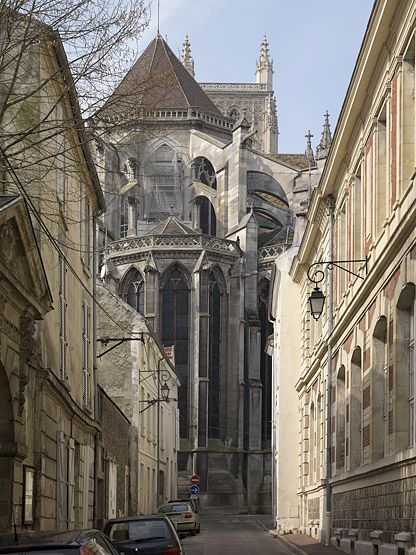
top-left (92, 217), bottom-right (99, 528)
top-left (323, 195), bottom-right (335, 545)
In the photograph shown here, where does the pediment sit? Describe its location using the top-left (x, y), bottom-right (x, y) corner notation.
top-left (0, 197), bottom-right (52, 318)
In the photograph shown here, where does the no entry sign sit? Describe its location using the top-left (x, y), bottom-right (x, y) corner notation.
top-left (190, 474), bottom-right (200, 485)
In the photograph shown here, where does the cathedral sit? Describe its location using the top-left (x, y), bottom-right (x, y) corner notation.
top-left (94, 33), bottom-right (328, 513)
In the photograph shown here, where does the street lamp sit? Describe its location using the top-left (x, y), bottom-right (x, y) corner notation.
top-left (306, 257), bottom-right (368, 320)
top-left (160, 381), bottom-right (170, 402)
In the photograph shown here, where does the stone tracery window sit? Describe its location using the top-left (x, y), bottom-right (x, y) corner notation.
top-left (198, 196), bottom-right (216, 236)
top-left (228, 108), bottom-right (240, 121)
top-left (192, 157), bottom-right (217, 190)
top-left (161, 266), bottom-right (190, 439)
top-left (122, 269), bottom-right (144, 314)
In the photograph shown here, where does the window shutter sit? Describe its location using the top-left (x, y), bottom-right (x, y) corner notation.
top-left (82, 300), bottom-right (90, 407)
top-left (59, 256), bottom-right (68, 381)
top-left (108, 462), bottom-right (117, 518)
top-left (82, 445), bottom-right (91, 527)
top-left (67, 438), bottom-right (75, 528)
top-left (56, 431), bottom-right (67, 528)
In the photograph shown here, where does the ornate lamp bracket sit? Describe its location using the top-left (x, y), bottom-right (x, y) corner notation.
top-left (307, 256), bottom-right (369, 287)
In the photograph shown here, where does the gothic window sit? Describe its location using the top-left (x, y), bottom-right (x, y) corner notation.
top-left (228, 108), bottom-right (240, 121)
top-left (208, 271), bottom-right (221, 439)
top-left (161, 266), bottom-right (190, 438)
top-left (258, 280), bottom-right (273, 444)
top-left (123, 269), bottom-right (144, 314)
top-left (120, 195), bottom-right (128, 238)
top-left (198, 196), bottom-right (216, 236)
top-left (145, 144), bottom-right (182, 221)
top-left (192, 157), bottom-right (217, 190)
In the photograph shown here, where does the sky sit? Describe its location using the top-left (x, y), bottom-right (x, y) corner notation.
top-left (136, 0), bottom-right (375, 154)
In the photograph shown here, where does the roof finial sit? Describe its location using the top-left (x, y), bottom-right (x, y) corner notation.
top-left (181, 34), bottom-right (195, 77)
top-left (157, 0), bottom-right (160, 34)
top-left (305, 130), bottom-right (315, 167)
top-left (316, 110), bottom-right (332, 160)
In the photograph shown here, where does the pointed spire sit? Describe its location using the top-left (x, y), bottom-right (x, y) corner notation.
top-left (316, 111), bottom-right (332, 160)
top-left (181, 34), bottom-right (195, 77)
top-left (305, 130), bottom-right (315, 167)
top-left (256, 34), bottom-right (273, 90)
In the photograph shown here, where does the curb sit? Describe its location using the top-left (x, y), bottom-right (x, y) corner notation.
top-left (269, 534), bottom-right (309, 555)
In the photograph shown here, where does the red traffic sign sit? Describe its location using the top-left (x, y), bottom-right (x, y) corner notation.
top-left (190, 474), bottom-right (200, 485)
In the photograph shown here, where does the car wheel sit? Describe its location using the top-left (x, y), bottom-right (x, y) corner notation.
top-left (190, 526), bottom-right (196, 536)
top-left (196, 526), bottom-right (201, 534)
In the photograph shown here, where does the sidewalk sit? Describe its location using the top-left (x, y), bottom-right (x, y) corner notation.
top-left (271, 533), bottom-right (343, 555)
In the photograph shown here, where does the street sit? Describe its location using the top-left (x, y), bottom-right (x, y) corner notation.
top-left (181, 515), bottom-right (292, 555)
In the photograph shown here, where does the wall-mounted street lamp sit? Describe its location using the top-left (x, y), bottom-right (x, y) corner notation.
top-left (307, 257), bottom-right (369, 320)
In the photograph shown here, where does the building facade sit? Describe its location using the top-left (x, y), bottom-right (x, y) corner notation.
top-left (291, 0), bottom-right (416, 550)
top-left (94, 33), bottom-right (311, 513)
top-left (96, 284), bottom-right (180, 516)
top-left (0, 22), bottom-right (105, 530)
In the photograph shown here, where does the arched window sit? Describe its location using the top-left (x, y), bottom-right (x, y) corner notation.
top-left (396, 282), bottom-right (415, 450)
top-left (208, 270), bottom-right (221, 439)
top-left (161, 266), bottom-right (190, 439)
top-left (258, 280), bottom-right (273, 445)
top-left (145, 143), bottom-right (183, 221)
top-left (192, 157), bottom-right (217, 190)
top-left (336, 366), bottom-right (346, 473)
top-left (198, 197), bottom-right (216, 236)
top-left (122, 269), bottom-right (144, 314)
top-left (372, 316), bottom-right (387, 460)
top-left (228, 108), bottom-right (240, 121)
top-left (350, 347), bottom-right (362, 470)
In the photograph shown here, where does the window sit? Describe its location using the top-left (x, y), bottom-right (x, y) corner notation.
top-left (80, 185), bottom-right (92, 269)
top-left (23, 466), bottom-right (35, 526)
top-left (59, 256), bottom-right (68, 381)
top-left (82, 300), bottom-right (90, 408)
top-left (56, 433), bottom-right (75, 529)
top-left (120, 195), bottom-right (128, 238)
top-left (258, 280), bottom-right (272, 443)
top-left (208, 271), bottom-right (222, 439)
top-left (198, 196), bottom-right (217, 236)
top-left (161, 266), bottom-right (190, 438)
top-left (123, 269), bottom-right (144, 314)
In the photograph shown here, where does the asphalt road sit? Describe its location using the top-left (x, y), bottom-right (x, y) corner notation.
top-left (181, 515), bottom-right (294, 555)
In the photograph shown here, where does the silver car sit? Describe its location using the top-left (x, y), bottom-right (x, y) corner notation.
top-left (157, 501), bottom-right (200, 536)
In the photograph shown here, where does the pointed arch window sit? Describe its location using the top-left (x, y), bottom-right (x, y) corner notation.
top-left (258, 280), bottom-right (273, 444)
top-left (123, 269), bottom-right (144, 314)
top-left (198, 197), bottom-right (217, 236)
top-left (161, 266), bottom-right (190, 438)
top-left (208, 270), bottom-right (221, 439)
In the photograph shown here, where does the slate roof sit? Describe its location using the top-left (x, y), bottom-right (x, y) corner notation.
top-left (99, 35), bottom-right (222, 117)
top-left (249, 149), bottom-right (309, 171)
top-left (144, 216), bottom-right (197, 236)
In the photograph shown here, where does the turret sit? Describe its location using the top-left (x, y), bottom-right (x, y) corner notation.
top-left (181, 34), bottom-right (195, 77)
top-left (256, 34), bottom-right (273, 90)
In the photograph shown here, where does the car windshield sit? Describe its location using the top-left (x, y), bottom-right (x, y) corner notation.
top-left (158, 504), bottom-right (188, 514)
top-left (106, 521), bottom-right (171, 542)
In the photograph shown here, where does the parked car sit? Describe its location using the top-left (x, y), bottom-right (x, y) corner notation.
top-left (0, 529), bottom-right (119, 555)
top-left (168, 499), bottom-right (199, 515)
top-left (103, 515), bottom-right (183, 555)
top-left (157, 501), bottom-right (200, 536)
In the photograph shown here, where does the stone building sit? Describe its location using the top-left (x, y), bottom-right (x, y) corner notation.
top-left (96, 284), bottom-right (180, 516)
top-left (291, 0), bottom-right (416, 550)
top-left (0, 24), bottom-right (105, 529)
top-left (94, 33), bottom-right (311, 513)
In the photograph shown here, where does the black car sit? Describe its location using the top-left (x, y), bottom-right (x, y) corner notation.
top-left (103, 515), bottom-right (183, 555)
top-left (0, 529), bottom-right (119, 555)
